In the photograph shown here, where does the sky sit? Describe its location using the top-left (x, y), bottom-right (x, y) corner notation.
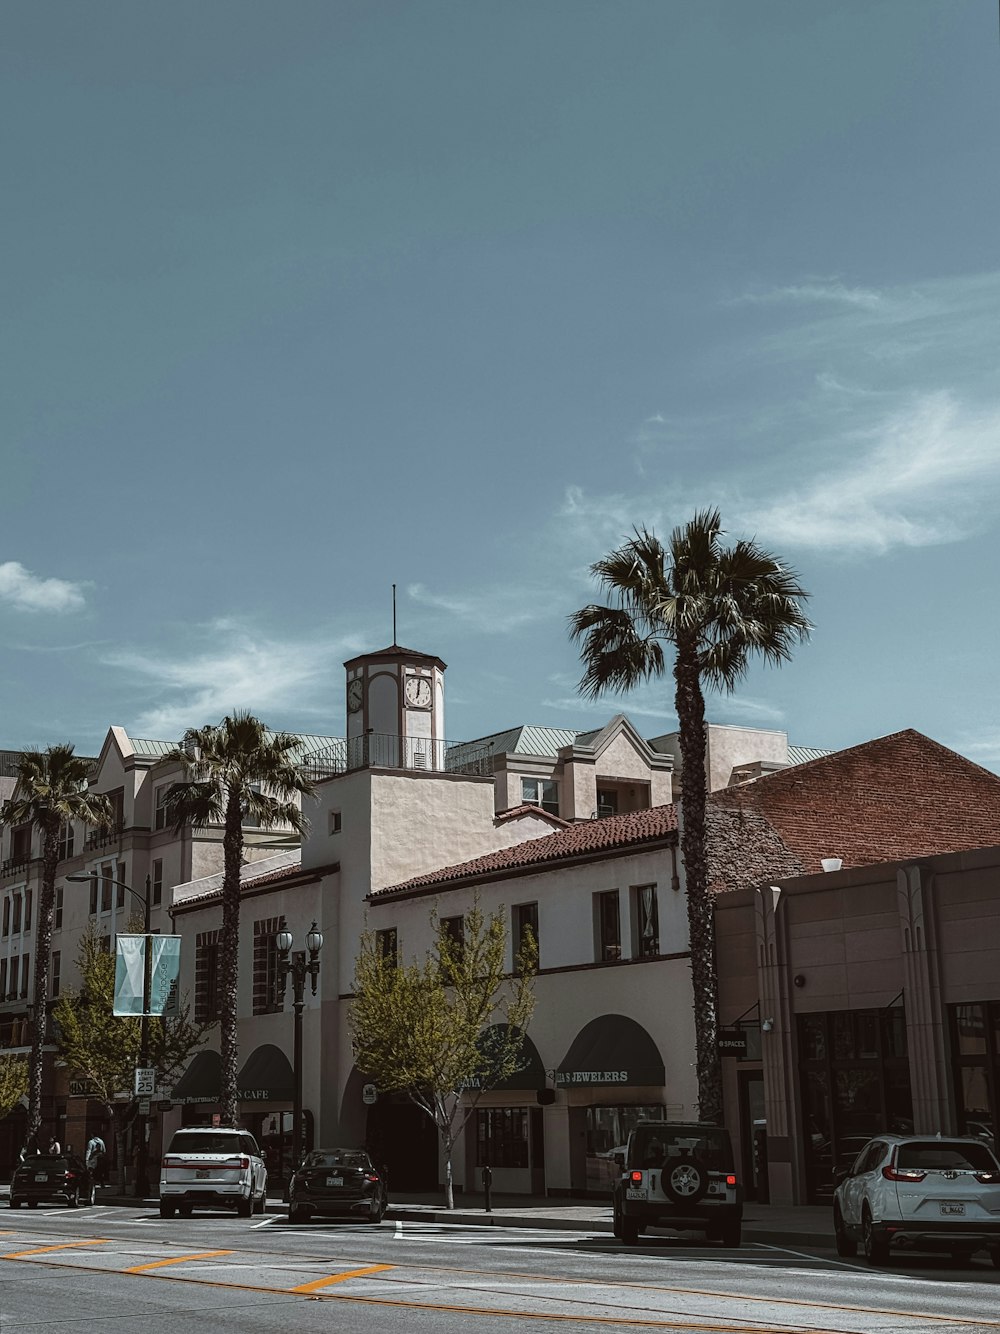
top-left (3, 0), bottom-right (1000, 771)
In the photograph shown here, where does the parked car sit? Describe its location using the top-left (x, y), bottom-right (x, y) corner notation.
top-left (833, 1134), bottom-right (1000, 1267)
top-left (10, 1153), bottom-right (96, 1209)
top-left (288, 1148), bottom-right (388, 1224)
top-left (611, 1122), bottom-right (742, 1247)
top-left (159, 1127), bottom-right (267, 1218)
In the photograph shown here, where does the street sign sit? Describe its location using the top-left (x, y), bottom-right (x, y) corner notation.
top-left (138, 1099), bottom-right (151, 1115)
top-left (156, 1100), bottom-right (173, 1112)
top-left (362, 1083), bottom-right (378, 1105)
top-left (134, 1067), bottom-right (156, 1096)
top-left (69, 1079), bottom-right (98, 1098)
top-left (717, 1029), bottom-right (748, 1056)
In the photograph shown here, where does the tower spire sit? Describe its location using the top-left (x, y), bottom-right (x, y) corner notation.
top-left (392, 583), bottom-right (397, 647)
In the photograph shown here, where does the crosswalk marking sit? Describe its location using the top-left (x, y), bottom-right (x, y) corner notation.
top-left (125, 1249), bottom-right (233, 1272)
top-left (290, 1263), bottom-right (393, 1293)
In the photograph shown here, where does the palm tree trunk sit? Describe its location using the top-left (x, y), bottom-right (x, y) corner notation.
top-left (673, 642), bottom-right (723, 1125)
top-left (27, 826), bottom-right (59, 1145)
top-left (219, 789), bottom-right (244, 1126)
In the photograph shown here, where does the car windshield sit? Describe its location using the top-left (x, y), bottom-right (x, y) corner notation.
top-left (896, 1141), bottom-right (1000, 1172)
top-left (629, 1126), bottom-right (732, 1171)
top-left (302, 1150), bottom-right (369, 1170)
top-left (168, 1133), bottom-right (245, 1155)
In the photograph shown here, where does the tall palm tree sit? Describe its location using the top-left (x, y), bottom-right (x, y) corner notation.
top-left (1, 745), bottom-right (112, 1143)
top-left (159, 713), bottom-right (315, 1126)
top-left (570, 509), bottom-right (811, 1123)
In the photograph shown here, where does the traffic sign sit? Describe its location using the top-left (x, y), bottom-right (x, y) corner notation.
top-left (134, 1068), bottom-right (156, 1096)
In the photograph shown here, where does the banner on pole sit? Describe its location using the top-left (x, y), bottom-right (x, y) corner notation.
top-left (114, 935), bottom-right (182, 1017)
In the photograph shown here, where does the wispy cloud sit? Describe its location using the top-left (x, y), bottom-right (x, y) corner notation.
top-left (737, 278), bottom-right (883, 309)
top-left (408, 582), bottom-right (562, 634)
top-left (0, 561), bottom-right (87, 613)
top-left (102, 619), bottom-right (362, 738)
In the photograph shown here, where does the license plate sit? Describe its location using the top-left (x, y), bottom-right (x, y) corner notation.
top-left (196, 1169), bottom-right (210, 1179)
top-left (626, 1188), bottom-right (646, 1200)
top-left (940, 1202), bottom-right (966, 1216)
top-left (326, 1175), bottom-right (343, 1187)
top-left (35, 1174), bottom-right (48, 1183)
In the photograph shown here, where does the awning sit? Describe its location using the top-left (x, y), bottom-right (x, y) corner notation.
top-left (236, 1044), bottom-right (295, 1103)
top-left (467, 1025), bottom-right (546, 1092)
top-left (554, 1014), bottom-right (665, 1088)
top-left (170, 1049), bottom-right (221, 1104)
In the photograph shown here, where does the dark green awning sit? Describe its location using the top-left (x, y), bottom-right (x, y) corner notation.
top-left (555, 1014), bottom-right (665, 1088)
top-left (171, 1049), bottom-right (221, 1104)
top-left (236, 1044), bottom-right (294, 1102)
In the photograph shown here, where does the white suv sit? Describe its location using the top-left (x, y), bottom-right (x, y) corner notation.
top-left (833, 1134), bottom-right (1000, 1267)
top-left (159, 1127), bottom-right (267, 1218)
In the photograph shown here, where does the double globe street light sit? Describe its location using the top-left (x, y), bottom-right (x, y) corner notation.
top-left (274, 922), bottom-right (323, 1172)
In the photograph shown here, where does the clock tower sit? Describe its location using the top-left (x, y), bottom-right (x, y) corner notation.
top-left (344, 644), bottom-right (446, 770)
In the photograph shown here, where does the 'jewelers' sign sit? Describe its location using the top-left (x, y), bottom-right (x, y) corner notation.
top-left (554, 1070), bottom-right (629, 1086)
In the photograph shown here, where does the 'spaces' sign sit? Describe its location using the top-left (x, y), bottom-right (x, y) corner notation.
top-left (717, 1029), bottom-right (748, 1056)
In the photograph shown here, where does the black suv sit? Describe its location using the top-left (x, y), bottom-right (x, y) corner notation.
top-left (10, 1154), bottom-right (96, 1209)
top-left (611, 1122), bottom-right (742, 1247)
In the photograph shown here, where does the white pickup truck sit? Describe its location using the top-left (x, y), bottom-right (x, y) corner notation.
top-left (159, 1126), bottom-right (267, 1218)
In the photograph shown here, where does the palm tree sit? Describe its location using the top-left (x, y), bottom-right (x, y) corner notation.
top-left (159, 713), bottom-right (316, 1126)
top-left (1, 745), bottom-right (112, 1144)
top-left (570, 509), bottom-right (810, 1123)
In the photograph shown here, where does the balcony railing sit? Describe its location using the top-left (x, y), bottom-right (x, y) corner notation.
top-left (85, 822), bottom-right (125, 851)
top-left (1, 856), bottom-right (32, 879)
top-left (303, 734), bottom-right (495, 780)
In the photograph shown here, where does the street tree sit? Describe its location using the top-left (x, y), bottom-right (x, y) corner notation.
top-left (350, 900), bottom-right (537, 1208)
top-left (1, 745), bottom-right (112, 1144)
top-left (0, 1054), bottom-right (28, 1122)
top-left (53, 920), bottom-right (214, 1179)
top-left (570, 510), bottom-right (810, 1122)
top-left (158, 712), bottom-right (315, 1125)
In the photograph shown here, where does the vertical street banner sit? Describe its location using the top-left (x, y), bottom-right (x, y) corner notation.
top-left (113, 935), bottom-right (182, 1016)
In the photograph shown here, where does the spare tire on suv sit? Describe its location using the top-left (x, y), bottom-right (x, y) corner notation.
top-left (611, 1122), bottom-right (743, 1248)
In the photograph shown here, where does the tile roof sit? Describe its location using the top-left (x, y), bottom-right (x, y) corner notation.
top-left (712, 728), bottom-right (1000, 873)
top-left (375, 806), bottom-right (679, 896)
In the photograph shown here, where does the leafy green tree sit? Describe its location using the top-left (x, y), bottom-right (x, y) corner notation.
top-left (0, 1054), bottom-right (28, 1122)
top-left (53, 921), bottom-right (213, 1180)
top-left (159, 713), bottom-right (315, 1125)
top-left (570, 509), bottom-right (810, 1123)
top-left (350, 901), bottom-right (537, 1208)
top-left (1, 745), bottom-right (112, 1143)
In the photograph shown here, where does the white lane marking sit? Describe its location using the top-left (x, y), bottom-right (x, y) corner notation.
top-left (394, 1220), bottom-right (402, 1239)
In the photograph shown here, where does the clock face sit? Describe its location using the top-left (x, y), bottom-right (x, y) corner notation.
top-left (347, 679), bottom-right (364, 713)
top-left (404, 675), bottom-right (432, 709)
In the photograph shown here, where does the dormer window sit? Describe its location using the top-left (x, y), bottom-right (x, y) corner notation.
top-left (522, 778), bottom-right (559, 816)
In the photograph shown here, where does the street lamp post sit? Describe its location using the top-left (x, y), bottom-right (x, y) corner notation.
top-left (66, 872), bottom-right (152, 1197)
top-left (275, 923), bottom-right (323, 1171)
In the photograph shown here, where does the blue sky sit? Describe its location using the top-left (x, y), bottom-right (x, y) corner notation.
top-left (3, 0), bottom-right (999, 771)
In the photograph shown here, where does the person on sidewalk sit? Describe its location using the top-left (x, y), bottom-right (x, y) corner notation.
top-left (86, 1134), bottom-right (107, 1186)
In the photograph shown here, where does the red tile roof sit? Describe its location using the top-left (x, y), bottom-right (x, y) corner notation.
top-left (712, 728), bottom-right (1000, 873)
top-left (374, 806), bottom-right (679, 897)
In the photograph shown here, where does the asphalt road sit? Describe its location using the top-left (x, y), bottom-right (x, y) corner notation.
top-left (0, 1203), bottom-right (998, 1334)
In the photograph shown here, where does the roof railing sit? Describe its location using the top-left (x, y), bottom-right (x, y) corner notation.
top-left (302, 734), bottom-right (495, 780)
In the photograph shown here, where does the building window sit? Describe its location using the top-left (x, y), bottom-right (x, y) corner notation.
top-left (89, 875), bottom-right (98, 916)
top-left (243, 784), bottom-right (262, 828)
top-left (23, 889), bottom-right (32, 933)
top-left (20, 953), bottom-right (30, 997)
top-left (11, 895), bottom-right (21, 935)
top-left (950, 1002), bottom-right (1000, 1143)
top-left (99, 936), bottom-right (110, 954)
top-left (51, 951), bottom-right (61, 998)
top-left (100, 866), bottom-right (113, 913)
top-left (375, 928), bottom-right (398, 967)
top-left (108, 788), bottom-right (125, 830)
top-left (58, 822), bottom-right (74, 862)
top-left (2, 898), bottom-right (10, 937)
top-left (512, 902), bottom-right (539, 967)
top-left (11, 826), bottom-right (31, 864)
top-left (596, 890), bottom-right (621, 962)
top-left (54, 887), bottom-right (63, 930)
top-left (632, 885), bottom-right (659, 958)
top-left (0, 959), bottom-right (6, 1001)
top-left (597, 788), bottom-right (619, 818)
top-left (329, 809), bottom-right (342, 835)
top-left (252, 916), bottom-right (286, 1016)
top-left (154, 785), bottom-right (170, 831)
top-left (195, 931), bottom-right (221, 1023)
top-left (8, 956), bottom-right (18, 1001)
top-left (521, 778), bottom-right (559, 816)
top-left (152, 859), bottom-right (163, 907)
top-left (116, 881), bottom-right (125, 910)
top-left (476, 1107), bottom-right (529, 1169)
top-left (440, 915), bottom-right (464, 964)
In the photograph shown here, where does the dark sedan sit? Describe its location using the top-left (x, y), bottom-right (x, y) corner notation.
top-left (288, 1148), bottom-right (387, 1224)
top-left (10, 1154), bottom-right (96, 1209)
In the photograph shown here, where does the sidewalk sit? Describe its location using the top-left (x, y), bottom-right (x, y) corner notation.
top-left (0, 1182), bottom-right (833, 1248)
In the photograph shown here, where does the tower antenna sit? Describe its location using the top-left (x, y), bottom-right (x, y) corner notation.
top-left (392, 583), bottom-right (397, 646)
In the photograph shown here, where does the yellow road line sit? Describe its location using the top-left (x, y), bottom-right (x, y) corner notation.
top-left (125, 1249), bottom-right (233, 1273)
top-left (290, 1262), bottom-right (393, 1293)
top-left (3, 1240), bottom-right (108, 1258)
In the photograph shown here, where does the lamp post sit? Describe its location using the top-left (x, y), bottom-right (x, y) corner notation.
top-left (275, 922), bottom-right (323, 1171)
top-left (66, 872), bottom-right (152, 1197)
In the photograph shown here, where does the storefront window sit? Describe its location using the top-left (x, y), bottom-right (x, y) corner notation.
top-left (950, 1002), bottom-right (997, 1146)
top-left (476, 1108), bottom-right (529, 1169)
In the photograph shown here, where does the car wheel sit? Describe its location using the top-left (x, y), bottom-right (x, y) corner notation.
top-left (9, 1198), bottom-right (21, 1210)
top-left (66, 1187), bottom-right (80, 1209)
top-left (663, 1156), bottom-right (709, 1206)
top-left (28, 1200), bottom-right (38, 1209)
top-left (862, 1207), bottom-right (890, 1267)
top-left (950, 1249), bottom-right (973, 1267)
top-left (159, 1201), bottom-right (176, 1218)
top-left (237, 1196), bottom-right (253, 1218)
top-left (990, 1247), bottom-right (1000, 1271)
top-left (621, 1216), bottom-right (640, 1246)
top-left (253, 1185), bottom-right (266, 1215)
top-left (720, 1220), bottom-right (742, 1248)
top-left (367, 1193), bottom-right (383, 1224)
top-left (612, 1199), bottom-right (623, 1240)
top-left (288, 1203), bottom-right (307, 1224)
top-left (85, 1184), bottom-right (96, 1207)
top-left (833, 1204), bottom-right (857, 1258)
